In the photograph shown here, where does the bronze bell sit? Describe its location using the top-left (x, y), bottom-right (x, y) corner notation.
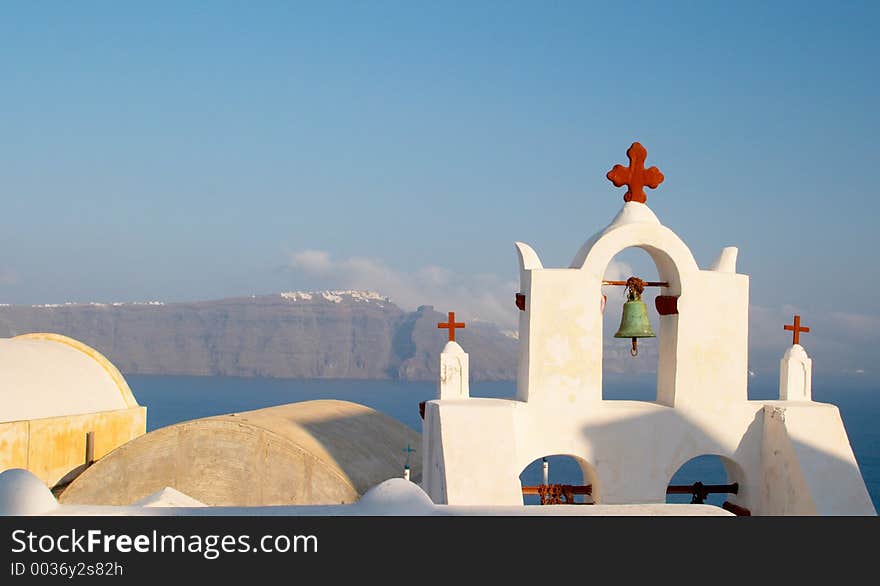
top-left (614, 277), bottom-right (656, 356)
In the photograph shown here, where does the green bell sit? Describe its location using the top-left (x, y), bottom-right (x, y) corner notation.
top-left (614, 298), bottom-right (656, 356)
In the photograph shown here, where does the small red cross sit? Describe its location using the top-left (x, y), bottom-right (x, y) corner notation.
top-left (606, 142), bottom-right (665, 204)
top-left (437, 311), bottom-right (466, 342)
top-left (784, 315), bottom-right (810, 345)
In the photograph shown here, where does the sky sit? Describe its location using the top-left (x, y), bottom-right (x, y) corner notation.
top-left (1, 1), bottom-right (878, 379)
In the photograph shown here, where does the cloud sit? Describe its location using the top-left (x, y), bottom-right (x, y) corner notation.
top-left (826, 311), bottom-right (880, 340)
top-left (603, 260), bottom-right (635, 282)
top-left (748, 304), bottom-right (880, 378)
top-left (0, 268), bottom-right (20, 286)
top-left (289, 250), bottom-right (333, 273)
top-left (287, 250), bottom-right (521, 328)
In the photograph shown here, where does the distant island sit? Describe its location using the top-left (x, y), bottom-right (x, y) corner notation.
top-left (0, 291), bottom-right (519, 381)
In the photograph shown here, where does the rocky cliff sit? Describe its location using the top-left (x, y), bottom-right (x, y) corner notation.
top-left (0, 291), bottom-right (518, 381)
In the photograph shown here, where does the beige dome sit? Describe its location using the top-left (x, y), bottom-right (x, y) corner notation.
top-left (60, 399), bottom-right (420, 506)
top-left (0, 333), bottom-right (139, 423)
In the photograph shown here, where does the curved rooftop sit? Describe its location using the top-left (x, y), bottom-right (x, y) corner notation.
top-left (60, 399), bottom-right (421, 506)
top-left (0, 333), bottom-right (138, 423)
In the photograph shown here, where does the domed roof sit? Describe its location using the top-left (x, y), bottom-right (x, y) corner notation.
top-left (0, 468), bottom-right (58, 515)
top-left (0, 333), bottom-right (139, 423)
top-left (60, 399), bottom-right (421, 507)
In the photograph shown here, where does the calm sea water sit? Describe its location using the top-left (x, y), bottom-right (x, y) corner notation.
top-left (127, 373), bottom-right (879, 511)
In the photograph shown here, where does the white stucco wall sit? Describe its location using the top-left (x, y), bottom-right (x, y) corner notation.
top-left (424, 396), bottom-right (765, 508)
top-left (761, 402), bottom-right (874, 515)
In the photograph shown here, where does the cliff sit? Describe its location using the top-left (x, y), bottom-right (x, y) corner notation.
top-left (0, 291), bottom-right (518, 381)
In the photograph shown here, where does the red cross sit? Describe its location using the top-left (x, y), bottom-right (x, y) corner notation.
top-left (606, 142), bottom-right (665, 204)
top-left (784, 315), bottom-right (810, 345)
top-left (437, 311), bottom-right (466, 342)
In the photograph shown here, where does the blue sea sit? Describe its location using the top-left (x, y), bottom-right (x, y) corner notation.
top-left (127, 373), bottom-right (879, 511)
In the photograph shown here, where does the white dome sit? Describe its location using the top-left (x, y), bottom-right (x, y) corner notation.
top-left (0, 333), bottom-right (138, 423)
top-left (0, 468), bottom-right (58, 515)
top-left (358, 478), bottom-right (434, 514)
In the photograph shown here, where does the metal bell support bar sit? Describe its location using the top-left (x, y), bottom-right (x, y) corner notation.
top-left (602, 280), bottom-right (668, 287)
top-left (522, 482), bottom-right (740, 507)
top-left (665, 482), bottom-right (739, 505)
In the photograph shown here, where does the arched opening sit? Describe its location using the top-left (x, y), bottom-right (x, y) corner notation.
top-left (578, 219), bottom-right (696, 407)
top-left (666, 454), bottom-right (746, 511)
top-left (519, 455), bottom-right (599, 505)
top-left (601, 247), bottom-right (664, 401)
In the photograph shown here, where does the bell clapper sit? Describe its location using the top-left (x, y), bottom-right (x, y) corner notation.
top-left (631, 338), bottom-right (638, 357)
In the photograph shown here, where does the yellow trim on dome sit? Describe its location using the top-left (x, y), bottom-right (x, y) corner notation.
top-left (12, 333), bottom-right (139, 408)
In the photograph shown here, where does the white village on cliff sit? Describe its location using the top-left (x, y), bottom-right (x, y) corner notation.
top-left (0, 143), bottom-right (875, 516)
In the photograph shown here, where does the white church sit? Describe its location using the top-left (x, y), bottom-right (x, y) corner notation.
top-left (1, 143), bottom-right (875, 516)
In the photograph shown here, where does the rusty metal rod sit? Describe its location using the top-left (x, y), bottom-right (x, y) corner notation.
top-left (602, 280), bottom-right (669, 287)
top-left (522, 482), bottom-right (738, 497)
top-left (722, 501), bottom-right (751, 516)
top-left (666, 482), bottom-right (738, 495)
top-left (522, 484), bottom-right (593, 496)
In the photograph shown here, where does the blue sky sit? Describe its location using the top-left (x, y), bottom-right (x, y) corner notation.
top-left (1, 2), bottom-right (878, 377)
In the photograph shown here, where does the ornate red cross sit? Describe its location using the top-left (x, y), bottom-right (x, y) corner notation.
top-left (437, 311), bottom-right (466, 342)
top-left (606, 142), bottom-right (665, 204)
top-left (784, 315), bottom-right (810, 345)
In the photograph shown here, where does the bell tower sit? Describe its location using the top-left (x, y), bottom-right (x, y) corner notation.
top-left (421, 141), bottom-right (874, 515)
top-left (514, 142), bottom-right (749, 408)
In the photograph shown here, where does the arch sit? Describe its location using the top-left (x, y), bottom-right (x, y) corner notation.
top-left (665, 453), bottom-right (747, 508)
top-left (601, 247), bottom-right (663, 399)
top-left (574, 218), bottom-right (699, 406)
top-left (574, 222), bottom-right (698, 296)
top-left (518, 453), bottom-right (601, 505)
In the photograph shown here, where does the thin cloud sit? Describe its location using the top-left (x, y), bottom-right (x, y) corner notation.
top-left (0, 268), bottom-right (20, 286)
top-left (290, 250), bottom-right (333, 273)
top-left (749, 304), bottom-right (880, 378)
top-left (288, 249), bottom-right (520, 328)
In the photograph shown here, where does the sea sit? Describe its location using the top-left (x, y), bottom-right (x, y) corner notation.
top-left (127, 373), bottom-right (880, 511)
